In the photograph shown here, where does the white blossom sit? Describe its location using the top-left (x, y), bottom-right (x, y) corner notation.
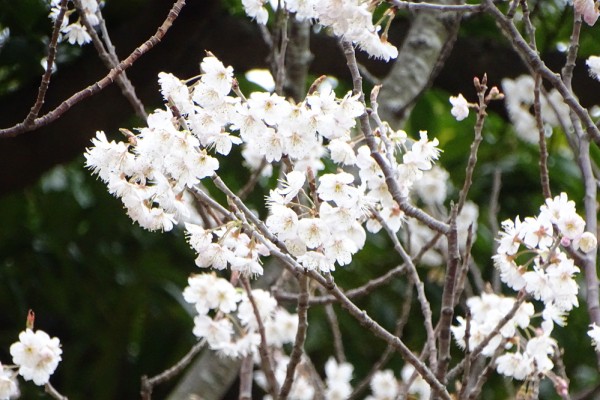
top-left (449, 93), bottom-right (469, 121)
top-left (10, 329), bottom-right (62, 386)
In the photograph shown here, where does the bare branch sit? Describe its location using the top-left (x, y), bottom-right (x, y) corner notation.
top-left (24, 0), bottom-right (68, 126)
top-left (0, 0), bottom-right (186, 138)
top-left (140, 340), bottom-right (205, 400)
top-left (278, 274), bottom-right (310, 400)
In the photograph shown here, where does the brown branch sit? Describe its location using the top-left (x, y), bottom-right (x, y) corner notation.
top-left (45, 381), bottom-right (68, 400)
top-left (24, 0), bottom-right (69, 126)
top-left (0, 0), bottom-right (186, 138)
top-left (274, 264), bottom-right (407, 305)
top-left (484, 0), bottom-right (600, 145)
top-left (239, 354), bottom-right (254, 400)
top-left (371, 208), bottom-right (437, 369)
top-left (435, 205), bottom-right (460, 382)
top-left (323, 302), bottom-right (346, 363)
top-left (241, 277), bottom-right (280, 397)
top-left (348, 283), bottom-right (414, 400)
top-left (140, 340), bottom-right (205, 400)
top-left (73, 0), bottom-right (148, 121)
top-left (534, 74), bottom-right (552, 199)
top-left (311, 271), bottom-right (452, 400)
top-left (340, 39), bottom-right (450, 234)
top-left (278, 274), bottom-right (309, 400)
top-left (456, 75), bottom-right (488, 214)
top-left (389, 0), bottom-right (485, 12)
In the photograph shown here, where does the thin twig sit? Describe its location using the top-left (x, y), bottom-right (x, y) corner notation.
top-left (45, 381), bottom-right (68, 400)
top-left (466, 338), bottom-right (507, 399)
top-left (323, 302), bottom-right (346, 363)
top-left (279, 274), bottom-right (310, 400)
top-left (483, 0), bottom-right (600, 145)
top-left (24, 0), bottom-right (69, 126)
top-left (435, 205), bottom-right (460, 382)
top-left (312, 271), bottom-right (452, 400)
top-left (534, 74), bottom-right (552, 199)
top-left (340, 39), bottom-right (450, 235)
top-left (348, 283), bottom-right (413, 400)
top-left (73, 0), bottom-right (147, 120)
top-left (456, 75), bottom-right (488, 214)
top-left (389, 0), bottom-right (485, 12)
top-left (140, 340), bottom-right (205, 400)
top-left (274, 263), bottom-right (407, 305)
top-left (489, 168), bottom-right (502, 292)
top-left (241, 276), bottom-right (280, 397)
top-left (239, 354), bottom-right (254, 400)
top-left (0, 0), bottom-right (186, 138)
top-left (274, 10), bottom-right (289, 96)
top-left (371, 208), bottom-right (437, 370)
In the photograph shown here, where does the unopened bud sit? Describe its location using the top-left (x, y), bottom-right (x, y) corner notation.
top-left (489, 86), bottom-right (503, 100)
top-left (26, 309), bottom-right (35, 330)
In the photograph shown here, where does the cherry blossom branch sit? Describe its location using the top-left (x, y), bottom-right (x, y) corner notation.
top-left (483, 0), bottom-right (600, 145)
top-left (348, 283), bottom-right (414, 400)
top-left (274, 10), bottom-right (289, 96)
top-left (465, 338), bottom-right (508, 399)
top-left (533, 75), bottom-right (552, 199)
top-left (45, 381), bottom-right (68, 400)
top-left (371, 208), bottom-right (437, 369)
top-left (0, 0), bottom-right (186, 138)
top-left (323, 302), bottom-right (346, 363)
top-left (239, 354), bottom-right (254, 400)
top-left (561, 13), bottom-right (582, 90)
top-left (311, 270), bottom-right (452, 400)
top-left (241, 277), bottom-right (280, 397)
top-left (274, 263), bottom-right (407, 305)
top-left (388, 0), bottom-right (485, 12)
top-left (557, 10), bottom-right (600, 354)
top-left (447, 291), bottom-right (527, 381)
top-left (454, 225), bottom-right (475, 306)
top-left (435, 205), bottom-right (460, 381)
top-left (340, 39), bottom-right (450, 235)
top-left (140, 340), bottom-right (205, 400)
top-left (576, 135), bottom-right (600, 338)
top-left (456, 75), bottom-right (489, 214)
top-left (489, 168), bottom-right (502, 292)
top-left (209, 173), bottom-right (449, 397)
top-left (278, 274), bottom-right (310, 400)
top-left (457, 310), bottom-right (473, 399)
top-left (23, 0), bottom-right (68, 126)
top-left (73, 0), bottom-right (147, 121)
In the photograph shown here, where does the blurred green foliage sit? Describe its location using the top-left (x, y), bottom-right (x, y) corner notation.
top-left (0, 162), bottom-right (197, 399)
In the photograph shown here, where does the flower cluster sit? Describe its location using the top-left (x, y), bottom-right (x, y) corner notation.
top-left (494, 193), bottom-right (595, 321)
top-left (451, 193), bottom-right (597, 381)
top-left (183, 273), bottom-right (298, 358)
top-left (48, 0), bottom-right (98, 46)
top-left (501, 75), bottom-right (571, 143)
top-left (241, 0), bottom-right (398, 61)
top-left (86, 54), bottom-right (445, 276)
top-left (452, 293), bottom-right (534, 354)
top-left (9, 329), bottom-right (62, 386)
